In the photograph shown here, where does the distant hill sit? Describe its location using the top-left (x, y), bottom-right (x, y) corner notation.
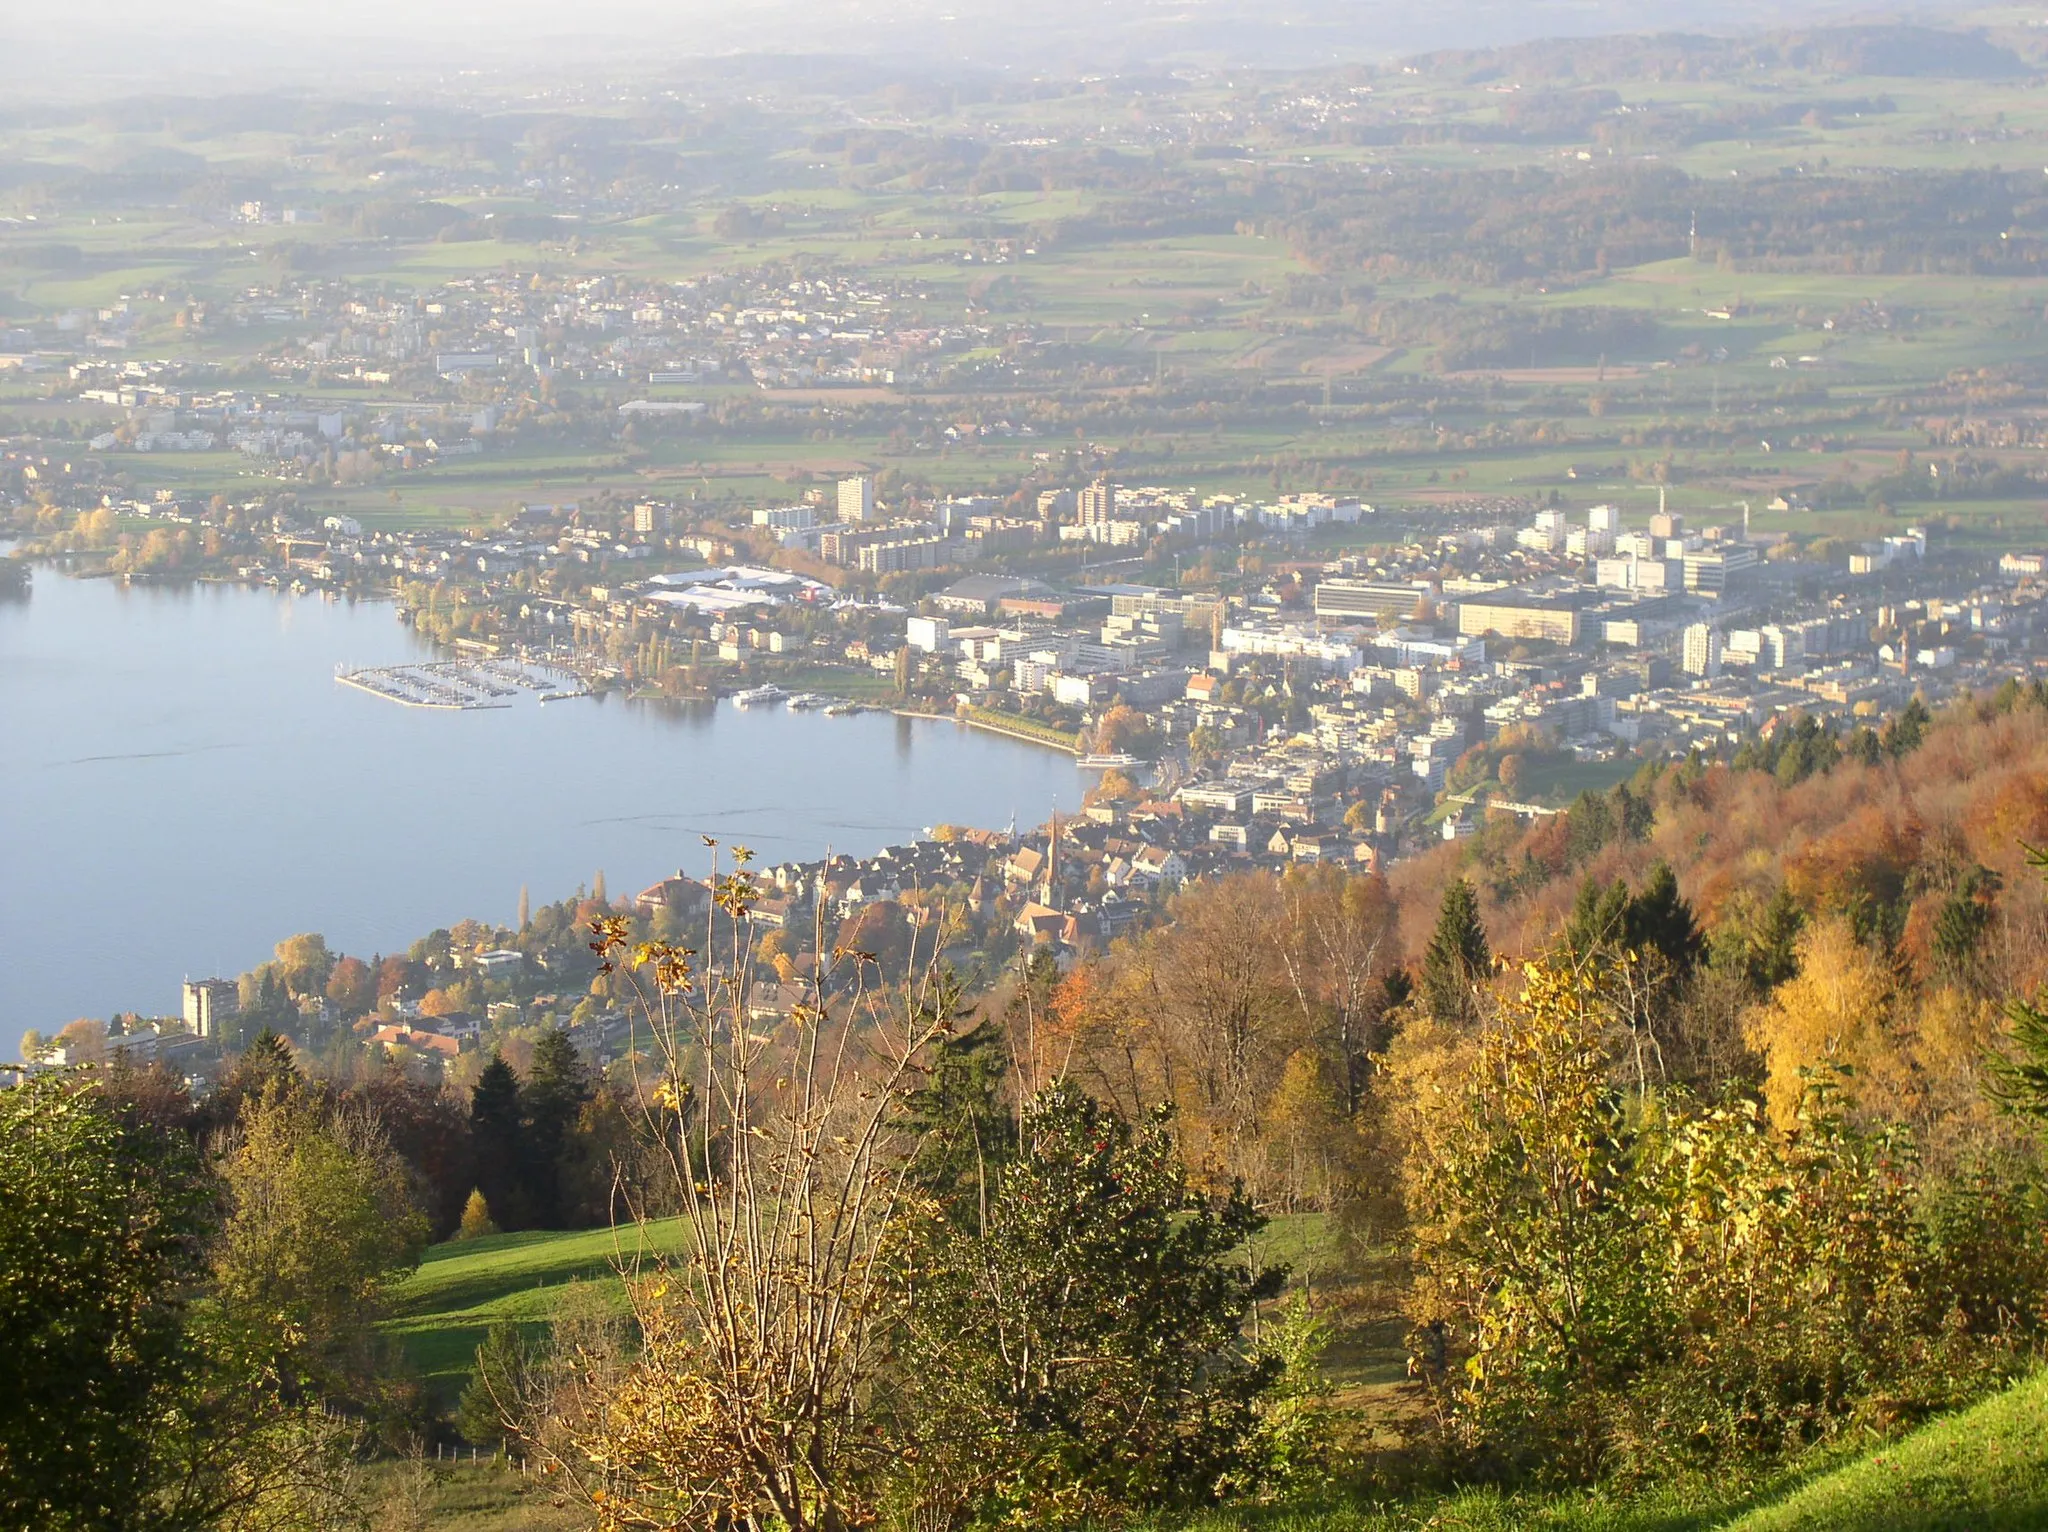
top-left (1410, 22), bottom-right (2031, 83)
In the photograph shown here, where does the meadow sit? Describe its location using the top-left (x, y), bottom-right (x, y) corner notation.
top-left (380, 1215), bottom-right (2048, 1529)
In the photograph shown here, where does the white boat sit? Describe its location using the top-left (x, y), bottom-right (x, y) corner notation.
top-left (732, 685), bottom-right (788, 708)
top-left (824, 701), bottom-right (862, 717)
top-left (785, 693), bottom-right (830, 710)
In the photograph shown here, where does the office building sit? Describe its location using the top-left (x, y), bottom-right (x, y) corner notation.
top-left (1314, 578), bottom-right (1427, 623)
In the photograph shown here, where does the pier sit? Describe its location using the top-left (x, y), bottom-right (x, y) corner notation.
top-left (334, 656), bottom-right (588, 710)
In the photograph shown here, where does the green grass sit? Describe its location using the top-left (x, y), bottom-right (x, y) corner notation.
top-left (381, 1218), bottom-right (690, 1401)
top-left (1726, 1370), bottom-right (2048, 1530)
top-left (1171, 1372), bottom-right (2048, 1531)
top-left (356, 1458), bottom-right (584, 1530)
top-left (384, 1215), bottom-right (2048, 1529)
top-left (386, 1208), bottom-right (1336, 1407)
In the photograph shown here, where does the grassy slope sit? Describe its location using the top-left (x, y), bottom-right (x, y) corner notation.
top-left (1174, 1372), bottom-right (2048, 1531)
top-left (387, 1219), bottom-right (2048, 1528)
top-left (381, 1218), bottom-right (690, 1401)
top-left (386, 1211), bottom-right (1331, 1405)
top-left (1726, 1370), bottom-right (2048, 1531)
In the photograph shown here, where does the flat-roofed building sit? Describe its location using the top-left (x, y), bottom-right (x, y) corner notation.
top-left (1456, 596), bottom-right (1582, 646)
top-left (182, 978), bottom-right (239, 1040)
top-left (837, 475), bottom-right (877, 523)
top-left (1314, 578), bottom-right (1426, 623)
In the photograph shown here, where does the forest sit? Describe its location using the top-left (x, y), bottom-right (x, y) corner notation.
top-left (17, 685), bottom-right (2048, 1527)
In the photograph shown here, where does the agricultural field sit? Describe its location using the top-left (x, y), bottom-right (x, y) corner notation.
top-left (12, 17), bottom-right (2048, 542)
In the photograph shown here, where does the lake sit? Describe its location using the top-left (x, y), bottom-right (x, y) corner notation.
top-left (0, 568), bottom-right (1077, 1046)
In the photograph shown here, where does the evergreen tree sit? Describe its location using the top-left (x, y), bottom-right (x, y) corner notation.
top-left (904, 997), bottom-right (1018, 1221)
top-left (457, 1317), bottom-right (531, 1449)
top-left (1559, 877), bottom-right (1630, 967)
top-left (211, 1028), bottom-right (301, 1128)
top-left (1714, 885), bottom-right (1806, 992)
top-left (894, 1085), bottom-right (1283, 1520)
top-left (521, 1029), bottom-right (593, 1229)
top-left (1422, 879), bottom-right (1492, 1026)
top-left (1883, 696), bottom-right (1931, 759)
top-left (1624, 862), bottom-right (1703, 976)
top-left (1564, 791), bottom-right (1614, 867)
top-left (469, 1054), bottom-right (530, 1231)
top-left (1608, 781), bottom-right (1653, 842)
top-left (1932, 865), bottom-right (1999, 984)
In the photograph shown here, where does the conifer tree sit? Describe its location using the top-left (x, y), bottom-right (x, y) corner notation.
top-left (457, 1188), bottom-right (498, 1240)
top-left (522, 1029), bottom-right (593, 1228)
top-left (1624, 862), bottom-right (1702, 975)
top-left (469, 1053), bottom-right (529, 1231)
top-left (1422, 879), bottom-right (1491, 1026)
top-left (904, 997), bottom-right (1017, 1220)
top-left (457, 1317), bottom-right (530, 1449)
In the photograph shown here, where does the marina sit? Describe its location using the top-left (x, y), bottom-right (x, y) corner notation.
top-left (334, 656), bottom-right (588, 710)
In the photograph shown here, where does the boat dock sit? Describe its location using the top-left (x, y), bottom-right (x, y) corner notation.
top-left (334, 657), bottom-right (587, 710)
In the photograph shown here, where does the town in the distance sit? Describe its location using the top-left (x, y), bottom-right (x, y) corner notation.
top-left (9, 447), bottom-right (2027, 1084)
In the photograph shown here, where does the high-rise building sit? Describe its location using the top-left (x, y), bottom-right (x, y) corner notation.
top-left (837, 475), bottom-right (877, 523)
top-left (182, 977), bottom-right (239, 1040)
top-left (1077, 480), bottom-right (1120, 526)
top-left (1682, 622), bottom-right (1723, 678)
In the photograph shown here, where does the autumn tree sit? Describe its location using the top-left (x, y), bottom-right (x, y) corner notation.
top-left (1278, 866), bottom-right (1399, 1116)
top-left (273, 932), bottom-right (335, 1000)
top-left (212, 1086), bottom-right (428, 1398)
top-left (1133, 874), bottom-right (1293, 1185)
top-left (325, 955), bottom-right (376, 1018)
top-left (543, 857), bottom-right (963, 1532)
top-left (1744, 917), bottom-right (1908, 1127)
top-left (457, 1189), bottom-right (498, 1241)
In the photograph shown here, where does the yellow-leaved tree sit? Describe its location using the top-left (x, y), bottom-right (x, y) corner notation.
top-left (1743, 916), bottom-right (1912, 1126)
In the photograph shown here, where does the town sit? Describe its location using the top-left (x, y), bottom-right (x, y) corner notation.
top-left (18, 447), bottom-right (2048, 1085)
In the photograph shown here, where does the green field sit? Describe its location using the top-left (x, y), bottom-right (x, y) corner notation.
top-left (382, 1219), bottom-right (692, 1401)
top-left (1166, 1369), bottom-right (2048, 1531)
top-left (384, 1213), bottom-right (2048, 1527)
top-left (386, 1210), bottom-right (1336, 1404)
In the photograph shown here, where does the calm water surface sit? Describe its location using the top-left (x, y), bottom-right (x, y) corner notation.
top-left (0, 570), bottom-right (1075, 1043)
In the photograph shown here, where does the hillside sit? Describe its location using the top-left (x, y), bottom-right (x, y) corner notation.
top-left (1726, 1369), bottom-right (2048, 1531)
top-left (381, 1219), bottom-right (690, 1401)
top-left (384, 1210), bottom-right (1339, 1405)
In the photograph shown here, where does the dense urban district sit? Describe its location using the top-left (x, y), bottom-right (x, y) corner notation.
top-left (31, 15), bottom-right (2048, 1531)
